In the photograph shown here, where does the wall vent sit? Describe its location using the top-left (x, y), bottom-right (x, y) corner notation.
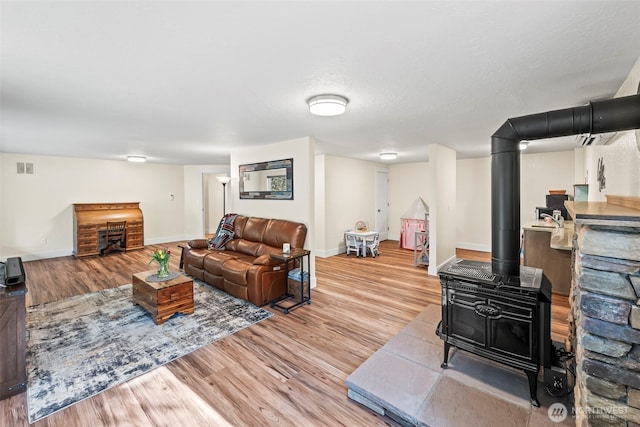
top-left (575, 132), bottom-right (616, 146)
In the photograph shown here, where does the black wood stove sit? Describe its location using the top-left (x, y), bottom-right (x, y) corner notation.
top-left (437, 259), bottom-right (551, 406)
top-left (436, 94), bottom-right (640, 407)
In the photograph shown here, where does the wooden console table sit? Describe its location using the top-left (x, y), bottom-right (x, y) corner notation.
top-left (73, 202), bottom-right (144, 257)
top-left (0, 282), bottom-right (27, 400)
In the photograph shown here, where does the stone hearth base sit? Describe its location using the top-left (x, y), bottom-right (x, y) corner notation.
top-left (346, 305), bottom-right (574, 426)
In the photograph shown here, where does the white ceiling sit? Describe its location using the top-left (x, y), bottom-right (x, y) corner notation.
top-left (2, 1), bottom-right (640, 165)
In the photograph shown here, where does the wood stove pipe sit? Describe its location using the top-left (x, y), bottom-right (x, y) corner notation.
top-left (491, 94), bottom-right (640, 278)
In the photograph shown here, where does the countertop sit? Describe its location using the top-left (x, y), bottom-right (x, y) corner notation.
top-left (523, 196), bottom-right (640, 252)
top-left (523, 219), bottom-right (574, 251)
top-left (566, 199), bottom-right (640, 226)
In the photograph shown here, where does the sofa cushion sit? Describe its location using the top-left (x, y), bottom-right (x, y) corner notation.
top-left (184, 248), bottom-right (209, 269)
top-left (224, 279), bottom-right (249, 301)
top-left (203, 251), bottom-right (237, 276)
top-left (233, 239), bottom-right (261, 257)
top-left (264, 219), bottom-right (308, 250)
top-left (221, 259), bottom-right (249, 286)
top-left (242, 217), bottom-right (269, 243)
top-left (233, 215), bottom-right (248, 238)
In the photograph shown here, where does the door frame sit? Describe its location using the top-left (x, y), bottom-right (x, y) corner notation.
top-left (375, 168), bottom-right (389, 241)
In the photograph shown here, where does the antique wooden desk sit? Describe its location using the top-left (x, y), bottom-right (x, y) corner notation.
top-left (73, 202), bottom-right (144, 257)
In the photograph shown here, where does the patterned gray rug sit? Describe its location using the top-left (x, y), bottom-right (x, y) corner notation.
top-left (26, 279), bottom-right (272, 423)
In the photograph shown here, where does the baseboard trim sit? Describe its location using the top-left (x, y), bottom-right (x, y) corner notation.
top-left (455, 242), bottom-right (491, 253)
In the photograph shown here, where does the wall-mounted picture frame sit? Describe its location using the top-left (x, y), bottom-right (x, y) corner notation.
top-left (239, 158), bottom-right (293, 200)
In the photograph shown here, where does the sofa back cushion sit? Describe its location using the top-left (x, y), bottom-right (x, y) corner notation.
top-left (231, 215), bottom-right (248, 238)
top-left (242, 217), bottom-right (269, 242)
top-left (226, 216), bottom-right (267, 257)
top-left (262, 219), bottom-right (307, 250)
top-left (225, 215), bottom-right (307, 257)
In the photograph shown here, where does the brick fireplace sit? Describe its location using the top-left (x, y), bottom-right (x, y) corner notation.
top-left (568, 198), bottom-right (640, 426)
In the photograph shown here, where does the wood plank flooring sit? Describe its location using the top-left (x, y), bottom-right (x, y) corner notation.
top-left (0, 240), bottom-right (570, 426)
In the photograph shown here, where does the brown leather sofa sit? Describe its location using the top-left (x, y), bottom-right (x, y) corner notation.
top-left (182, 215), bottom-right (307, 306)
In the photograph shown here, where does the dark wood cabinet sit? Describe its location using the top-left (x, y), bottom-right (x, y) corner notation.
top-left (0, 283), bottom-right (27, 400)
top-left (73, 202), bottom-right (144, 257)
top-left (523, 229), bottom-right (571, 296)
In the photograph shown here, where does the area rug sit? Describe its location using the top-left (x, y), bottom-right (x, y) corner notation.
top-left (26, 279), bottom-right (272, 423)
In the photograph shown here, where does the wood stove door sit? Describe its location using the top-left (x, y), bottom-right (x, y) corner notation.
top-left (487, 298), bottom-right (536, 363)
top-left (445, 289), bottom-right (487, 348)
top-left (445, 288), bottom-right (537, 365)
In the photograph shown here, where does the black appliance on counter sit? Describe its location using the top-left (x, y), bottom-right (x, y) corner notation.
top-left (535, 194), bottom-right (571, 221)
top-left (1, 257), bottom-right (25, 287)
top-left (437, 94), bottom-right (640, 407)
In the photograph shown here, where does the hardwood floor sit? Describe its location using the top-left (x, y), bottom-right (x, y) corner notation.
top-left (1, 240), bottom-right (570, 426)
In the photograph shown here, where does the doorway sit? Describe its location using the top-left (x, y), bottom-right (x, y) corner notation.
top-left (202, 173), bottom-right (227, 236)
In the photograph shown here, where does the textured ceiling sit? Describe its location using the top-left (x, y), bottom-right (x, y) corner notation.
top-left (2, 1), bottom-right (640, 165)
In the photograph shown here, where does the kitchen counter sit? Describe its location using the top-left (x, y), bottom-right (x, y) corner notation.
top-left (522, 219), bottom-right (574, 251)
top-left (566, 197), bottom-right (640, 226)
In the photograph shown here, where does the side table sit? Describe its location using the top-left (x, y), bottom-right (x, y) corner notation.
top-left (0, 281), bottom-right (27, 400)
top-left (269, 249), bottom-right (311, 314)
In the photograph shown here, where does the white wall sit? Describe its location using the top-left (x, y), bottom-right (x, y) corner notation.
top-left (581, 56), bottom-right (640, 200)
top-left (1, 154), bottom-right (186, 260)
top-left (314, 155), bottom-right (326, 254)
top-left (584, 134), bottom-right (640, 200)
top-left (456, 157), bottom-right (491, 252)
top-left (521, 151), bottom-right (575, 222)
top-left (428, 144), bottom-right (457, 275)
top-left (0, 156), bottom-right (3, 260)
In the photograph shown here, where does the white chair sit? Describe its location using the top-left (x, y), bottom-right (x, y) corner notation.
top-left (364, 233), bottom-right (380, 258)
top-left (345, 232), bottom-right (362, 257)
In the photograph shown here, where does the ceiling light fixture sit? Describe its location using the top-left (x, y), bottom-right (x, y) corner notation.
top-left (379, 152), bottom-right (398, 160)
top-left (127, 155), bottom-right (147, 163)
top-left (519, 141), bottom-right (528, 150)
top-left (307, 94), bottom-right (348, 116)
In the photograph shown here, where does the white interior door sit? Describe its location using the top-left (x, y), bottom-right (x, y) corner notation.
top-left (375, 170), bottom-right (389, 241)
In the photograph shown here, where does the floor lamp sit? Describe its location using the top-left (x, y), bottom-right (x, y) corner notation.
top-left (216, 176), bottom-right (231, 214)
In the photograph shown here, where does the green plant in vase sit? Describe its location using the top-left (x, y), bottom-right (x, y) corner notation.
top-left (149, 248), bottom-right (171, 278)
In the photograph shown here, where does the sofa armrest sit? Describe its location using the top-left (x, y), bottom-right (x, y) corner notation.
top-left (253, 254), bottom-right (284, 267)
top-left (188, 239), bottom-right (209, 249)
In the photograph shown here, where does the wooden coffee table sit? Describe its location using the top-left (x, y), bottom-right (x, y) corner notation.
top-left (132, 271), bottom-right (194, 324)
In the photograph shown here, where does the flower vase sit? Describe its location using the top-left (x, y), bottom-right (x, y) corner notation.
top-left (157, 262), bottom-right (170, 278)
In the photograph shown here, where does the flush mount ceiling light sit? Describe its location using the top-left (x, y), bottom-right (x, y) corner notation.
top-left (519, 141), bottom-right (529, 150)
top-left (379, 152), bottom-right (398, 160)
top-left (307, 94), bottom-right (348, 116)
top-left (127, 155), bottom-right (147, 163)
